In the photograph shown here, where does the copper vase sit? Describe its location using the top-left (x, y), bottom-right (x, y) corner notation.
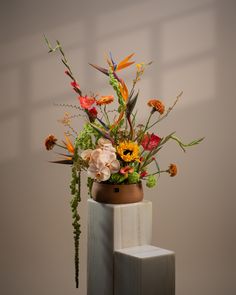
top-left (91, 182), bottom-right (144, 204)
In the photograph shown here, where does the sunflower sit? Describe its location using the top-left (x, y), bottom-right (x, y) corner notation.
top-left (117, 141), bottom-right (140, 162)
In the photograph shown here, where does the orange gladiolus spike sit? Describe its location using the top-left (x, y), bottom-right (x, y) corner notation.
top-left (64, 133), bottom-right (74, 154)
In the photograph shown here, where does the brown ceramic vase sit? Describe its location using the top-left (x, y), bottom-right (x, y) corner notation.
top-left (91, 182), bottom-right (144, 204)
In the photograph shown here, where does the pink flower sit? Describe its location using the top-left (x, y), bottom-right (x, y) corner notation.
top-left (141, 133), bottom-right (161, 151)
top-left (87, 148), bottom-right (120, 182)
top-left (79, 96), bottom-right (95, 109)
top-left (97, 138), bottom-right (116, 153)
top-left (81, 149), bottom-right (93, 162)
top-left (88, 162), bottom-right (111, 182)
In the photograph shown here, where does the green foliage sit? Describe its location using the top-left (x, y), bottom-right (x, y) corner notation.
top-left (128, 172), bottom-right (140, 184)
top-left (110, 118), bottom-right (124, 142)
top-left (87, 177), bottom-right (94, 197)
top-left (126, 91), bottom-right (139, 118)
top-left (70, 139), bottom-right (81, 288)
top-left (109, 173), bottom-right (127, 184)
top-left (108, 70), bottom-right (125, 108)
top-left (146, 175), bottom-right (157, 188)
top-left (77, 123), bottom-right (98, 150)
top-left (170, 135), bottom-right (205, 152)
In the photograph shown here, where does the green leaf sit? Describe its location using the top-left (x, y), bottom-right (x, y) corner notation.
top-left (109, 173), bottom-right (127, 184)
top-left (126, 91), bottom-right (139, 118)
top-left (89, 63), bottom-right (109, 75)
top-left (49, 160), bottom-right (73, 164)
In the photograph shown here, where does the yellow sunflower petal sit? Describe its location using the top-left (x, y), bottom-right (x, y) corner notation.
top-left (117, 141), bottom-right (140, 162)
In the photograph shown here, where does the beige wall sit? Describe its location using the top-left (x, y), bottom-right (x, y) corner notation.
top-left (0, 0), bottom-right (235, 294)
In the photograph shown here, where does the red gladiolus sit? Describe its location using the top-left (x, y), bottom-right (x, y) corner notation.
top-left (141, 133), bottom-right (161, 151)
top-left (79, 96), bottom-right (95, 109)
top-left (140, 170), bottom-right (148, 178)
top-left (71, 81), bottom-right (80, 90)
top-left (88, 107), bottom-right (98, 119)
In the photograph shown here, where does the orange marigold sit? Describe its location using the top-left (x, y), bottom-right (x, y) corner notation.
top-left (96, 95), bottom-right (114, 106)
top-left (147, 99), bottom-right (165, 114)
top-left (45, 135), bottom-right (57, 151)
top-left (168, 163), bottom-right (177, 177)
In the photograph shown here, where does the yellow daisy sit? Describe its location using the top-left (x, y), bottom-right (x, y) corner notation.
top-left (117, 141), bottom-right (140, 162)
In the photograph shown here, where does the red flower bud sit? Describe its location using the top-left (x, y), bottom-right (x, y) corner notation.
top-left (140, 170), bottom-right (148, 178)
top-left (88, 107), bottom-right (98, 119)
top-left (71, 81), bottom-right (80, 89)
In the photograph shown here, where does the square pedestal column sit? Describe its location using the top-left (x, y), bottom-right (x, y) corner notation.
top-left (87, 199), bottom-right (152, 295)
top-left (115, 245), bottom-right (175, 295)
top-left (87, 199), bottom-right (175, 295)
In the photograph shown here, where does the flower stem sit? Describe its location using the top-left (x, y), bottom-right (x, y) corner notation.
top-left (55, 143), bottom-right (67, 149)
top-left (135, 112), bottom-right (153, 142)
top-left (104, 105), bottom-right (110, 125)
top-left (145, 170), bottom-right (167, 177)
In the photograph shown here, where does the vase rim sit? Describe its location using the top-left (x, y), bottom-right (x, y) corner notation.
top-left (93, 181), bottom-right (142, 186)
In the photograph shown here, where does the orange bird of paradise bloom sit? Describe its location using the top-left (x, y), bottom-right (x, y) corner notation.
top-left (50, 133), bottom-right (75, 164)
top-left (63, 133), bottom-right (75, 156)
top-left (89, 53), bottom-right (135, 130)
top-left (89, 52), bottom-right (135, 76)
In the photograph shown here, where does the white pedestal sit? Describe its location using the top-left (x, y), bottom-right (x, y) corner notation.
top-left (115, 245), bottom-right (175, 295)
top-left (87, 199), bottom-right (175, 295)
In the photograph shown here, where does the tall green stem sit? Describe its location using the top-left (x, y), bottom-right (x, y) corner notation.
top-left (104, 105), bottom-right (110, 125)
top-left (136, 112), bottom-right (153, 143)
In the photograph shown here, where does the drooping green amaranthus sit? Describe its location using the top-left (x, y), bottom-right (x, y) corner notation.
top-left (69, 139), bottom-right (81, 288)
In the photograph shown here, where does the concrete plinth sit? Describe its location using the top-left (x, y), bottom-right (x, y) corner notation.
top-left (87, 199), bottom-right (175, 295)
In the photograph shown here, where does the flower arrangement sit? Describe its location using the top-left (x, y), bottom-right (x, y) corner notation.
top-left (44, 37), bottom-right (203, 288)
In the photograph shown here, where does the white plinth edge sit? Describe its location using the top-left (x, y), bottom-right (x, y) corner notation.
top-left (115, 245), bottom-right (175, 295)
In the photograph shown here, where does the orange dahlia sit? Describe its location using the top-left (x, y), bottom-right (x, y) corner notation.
top-left (45, 135), bottom-right (57, 150)
top-left (147, 99), bottom-right (165, 114)
top-left (168, 164), bottom-right (177, 177)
